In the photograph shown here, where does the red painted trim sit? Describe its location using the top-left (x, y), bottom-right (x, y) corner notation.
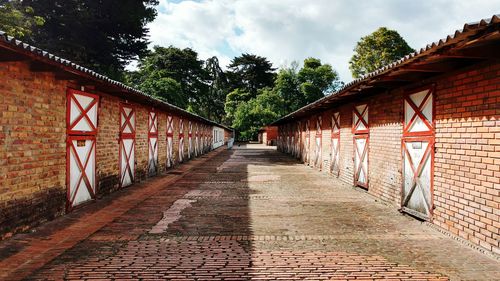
top-left (315, 115), bottom-right (323, 170)
top-left (148, 110), bottom-right (158, 137)
top-left (304, 120), bottom-right (311, 164)
top-left (400, 136), bottom-right (435, 219)
top-left (118, 102), bottom-right (136, 188)
top-left (352, 103), bottom-right (369, 134)
top-left (400, 84), bottom-right (435, 220)
top-left (353, 134), bottom-right (369, 189)
top-left (147, 110), bottom-right (158, 176)
top-left (331, 112), bottom-right (340, 177)
top-left (331, 112), bottom-right (340, 137)
top-left (403, 86), bottom-right (436, 137)
top-left (119, 137), bottom-right (135, 187)
top-left (119, 103), bottom-right (136, 138)
top-left (166, 115), bottom-right (174, 169)
top-left (66, 88), bottom-right (100, 135)
top-left (166, 115), bottom-right (174, 137)
top-left (66, 135), bottom-right (96, 211)
top-left (188, 121), bottom-right (193, 138)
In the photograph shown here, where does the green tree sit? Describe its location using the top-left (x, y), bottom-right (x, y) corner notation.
top-left (224, 88), bottom-right (251, 124)
top-left (349, 27), bottom-right (414, 78)
top-left (0, 0), bottom-right (44, 39)
top-left (227, 58), bottom-right (342, 139)
top-left (138, 77), bottom-right (184, 107)
top-left (22, 0), bottom-right (159, 79)
top-left (227, 53), bottom-right (276, 97)
top-left (131, 46), bottom-right (209, 111)
top-left (297, 58), bottom-right (342, 104)
top-left (204, 56), bottom-right (228, 123)
top-left (232, 88), bottom-right (282, 141)
top-left (273, 62), bottom-right (303, 113)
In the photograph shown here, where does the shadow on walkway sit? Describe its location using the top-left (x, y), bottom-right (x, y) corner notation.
top-left (0, 144), bottom-right (498, 280)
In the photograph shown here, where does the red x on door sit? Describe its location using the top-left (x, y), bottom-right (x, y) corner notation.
top-left (402, 87), bottom-right (435, 220)
top-left (148, 110), bottom-right (158, 176)
top-left (330, 112), bottom-right (340, 177)
top-left (354, 134), bottom-right (369, 188)
top-left (66, 89), bottom-right (99, 210)
top-left (119, 103), bottom-right (135, 187)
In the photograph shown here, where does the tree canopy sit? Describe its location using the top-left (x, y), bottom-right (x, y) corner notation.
top-left (349, 27), bottom-right (414, 78)
top-left (0, 0), bottom-right (44, 39)
top-left (232, 88), bottom-right (284, 141)
top-left (203, 56), bottom-right (228, 123)
top-left (128, 46), bottom-right (210, 116)
top-left (227, 53), bottom-right (276, 98)
top-left (298, 58), bottom-right (342, 104)
top-left (15, 0), bottom-right (159, 80)
top-left (4, 3), bottom-right (414, 141)
top-left (229, 58), bottom-right (342, 140)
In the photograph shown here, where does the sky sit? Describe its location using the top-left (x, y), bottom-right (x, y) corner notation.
top-left (145, 0), bottom-right (499, 82)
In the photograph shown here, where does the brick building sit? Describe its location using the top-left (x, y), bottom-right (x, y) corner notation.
top-left (258, 126), bottom-right (278, 145)
top-left (273, 16), bottom-right (499, 254)
top-left (0, 31), bottom-right (233, 239)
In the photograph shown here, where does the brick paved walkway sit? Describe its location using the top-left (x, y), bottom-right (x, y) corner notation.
top-left (0, 144), bottom-right (498, 280)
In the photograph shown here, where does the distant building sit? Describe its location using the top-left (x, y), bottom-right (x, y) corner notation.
top-left (258, 126), bottom-right (278, 146)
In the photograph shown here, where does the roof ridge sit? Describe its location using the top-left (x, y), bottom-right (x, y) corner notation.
top-left (272, 14), bottom-right (500, 124)
top-left (0, 29), bottom-right (233, 131)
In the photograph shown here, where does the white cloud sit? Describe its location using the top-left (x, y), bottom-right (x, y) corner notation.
top-left (147, 0), bottom-right (500, 81)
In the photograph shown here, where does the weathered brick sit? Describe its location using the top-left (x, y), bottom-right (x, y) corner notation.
top-left (277, 61), bottom-right (500, 253)
top-left (0, 60), bottom-right (231, 239)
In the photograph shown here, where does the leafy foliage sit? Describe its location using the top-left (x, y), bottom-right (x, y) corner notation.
top-left (227, 53), bottom-right (276, 97)
top-left (0, 1), bottom-right (345, 140)
top-left (21, 0), bottom-right (159, 79)
top-left (138, 77), bottom-right (184, 107)
top-left (203, 56), bottom-right (228, 123)
top-left (0, 0), bottom-right (45, 39)
top-left (274, 62), bottom-right (303, 113)
top-left (224, 88), bottom-right (251, 124)
top-left (129, 46), bottom-right (209, 113)
top-left (230, 58), bottom-right (342, 140)
top-left (232, 88), bottom-right (283, 141)
top-left (349, 27), bottom-right (414, 78)
top-left (298, 58), bottom-right (342, 104)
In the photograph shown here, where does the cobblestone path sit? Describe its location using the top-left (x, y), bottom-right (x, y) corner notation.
top-left (0, 144), bottom-right (498, 280)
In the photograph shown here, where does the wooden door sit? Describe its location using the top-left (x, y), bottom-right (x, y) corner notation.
top-left (67, 136), bottom-right (96, 208)
top-left (148, 110), bottom-right (158, 176)
top-left (188, 121), bottom-right (193, 159)
top-left (402, 88), bottom-right (435, 219)
top-left (354, 134), bottom-right (368, 188)
top-left (304, 120), bottom-right (310, 164)
top-left (178, 118), bottom-right (184, 163)
top-left (119, 104), bottom-right (135, 187)
top-left (66, 89), bottom-right (99, 209)
top-left (195, 123), bottom-right (199, 157)
top-left (353, 104), bottom-right (369, 188)
top-left (295, 121), bottom-right (301, 159)
top-left (330, 112), bottom-right (340, 177)
top-left (166, 115), bottom-right (174, 168)
top-left (314, 116), bottom-right (322, 169)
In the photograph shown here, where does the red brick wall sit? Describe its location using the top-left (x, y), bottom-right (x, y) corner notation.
top-left (0, 62), bottom-right (66, 238)
top-left (368, 90), bottom-right (403, 204)
top-left (433, 63), bottom-right (499, 254)
top-left (278, 61), bottom-right (499, 254)
top-left (95, 93), bottom-right (120, 194)
top-left (0, 60), bottom-right (230, 240)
